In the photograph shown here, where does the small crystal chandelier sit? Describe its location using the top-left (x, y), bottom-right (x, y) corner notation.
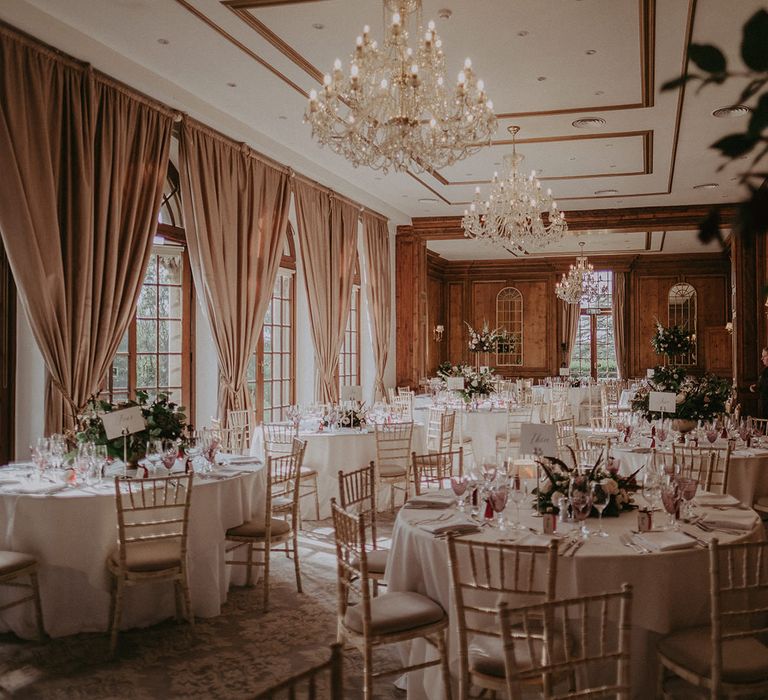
top-left (555, 242), bottom-right (605, 305)
top-left (461, 126), bottom-right (567, 255)
top-left (305, 0), bottom-right (496, 174)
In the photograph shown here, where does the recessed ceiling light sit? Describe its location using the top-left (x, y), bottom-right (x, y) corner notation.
top-left (465, 173), bottom-right (473, 176)
top-left (595, 189), bottom-right (618, 195)
top-left (401, 194), bottom-right (408, 198)
top-left (610, 164), bottom-right (617, 168)
top-left (594, 90), bottom-right (605, 95)
top-left (537, 76), bottom-right (547, 82)
top-left (493, 161), bottom-right (501, 166)
top-left (517, 30), bottom-right (529, 37)
top-left (226, 82), bottom-right (237, 88)
top-left (712, 105), bottom-right (751, 118)
top-left (374, 176), bottom-right (383, 180)
top-left (312, 23), bottom-right (324, 30)
top-left (157, 38), bottom-right (170, 45)
top-left (569, 156), bottom-right (576, 161)
top-left (278, 115), bottom-right (288, 120)
top-left (418, 197), bottom-right (439, 204)
top-left (693, 183), bottom-right (719, 190)
top-left (572, 117), bottom-right (606, 129)
top-left (605, 143), bottom-right (613, 148)
top-left (438, 8), bottom-right (452, 20)
top-left (585, 49), bottom-right (597, 55)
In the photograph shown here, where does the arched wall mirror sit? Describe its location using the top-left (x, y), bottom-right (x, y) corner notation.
top-left (667, 282), bottom-right (697, 365)
top-left (496, 287), bottom-right (523, 366)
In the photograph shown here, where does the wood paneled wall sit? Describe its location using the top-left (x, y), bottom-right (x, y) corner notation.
top-left (397, 228), bottom-right (732, 386)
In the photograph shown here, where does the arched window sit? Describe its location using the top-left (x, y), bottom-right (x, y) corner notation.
top-left (496, 287), bottom-right (523, 366)
top-left (668, 282), bottom-right (697, 365)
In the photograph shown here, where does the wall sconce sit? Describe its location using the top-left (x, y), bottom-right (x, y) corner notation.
top-left (433, 324), bottom-right (444, 342)
top-left (725, 321), bottom-right (733, 334)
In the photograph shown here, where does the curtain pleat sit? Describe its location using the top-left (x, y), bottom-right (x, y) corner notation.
top-left (561, 301), bottom-right (581, 367)
top-left (613, 271), bottom-right (628, 379)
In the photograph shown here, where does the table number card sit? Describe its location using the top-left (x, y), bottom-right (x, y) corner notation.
top-left (100, 406), bottom-right (146, 440)
top-left (340, 385), bottom-right (362, 401)
top-left (446, 377), bottom-right (465, 391)
top-left (648, 391), bottom-right (677, 413)
top-left (646, 368), bottom-right (655, 379)
top-left (520, 423), bottom-right (558, 459)
top-left (559, 367), bottom-right (571, 376)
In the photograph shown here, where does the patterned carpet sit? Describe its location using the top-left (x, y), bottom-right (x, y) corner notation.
top-left (0, 520), bottom-right (403, 699)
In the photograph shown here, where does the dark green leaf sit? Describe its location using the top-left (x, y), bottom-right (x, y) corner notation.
top-left (741, 9), bottom-right (768, 72)
top-left (740, 78), bottom-right (767, 103)
top-left (661, 75), bottom-right (694, 91)
top-left (697, 208), bottom-right (724, 247)
top-left (712, 133), bottom-right (759, 157)
top-left (748, 93), bottom-right (768, 136)
top-left (689, 43), bottom-right (726, 74)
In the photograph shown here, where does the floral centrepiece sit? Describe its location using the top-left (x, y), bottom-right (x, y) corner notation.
top-left (631, 368), bottom-right (732, 422)
top-left (535, 450), bottom-right (640, 517)
top-left (651, 321), bottom-right (695, 358)
top-left (436, 362), bottom-right (496, 401)
top-left (465, 321), bottom-right (508, 353)
top-left (322, 404), bottom-right (367, 429)
top-left (75, 391), bottom-right (187, 463)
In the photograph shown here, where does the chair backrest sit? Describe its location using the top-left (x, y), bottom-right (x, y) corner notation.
top-left (263, 422), bottom-right (298, 457)
top-left (226, 411), bottom-right (253, 454)
top-left (397, 386), bottom-right (412, 396)
top-left (331, 499), bottom-right (373, 635)
top-left (590, 415), bottom-right (617, 430)
top-left (427, 409), bottom-right (456, 453)
top-left (705, 442), bottom-right (732, 494)
top-left (266, 439), bottom-right (305, 526)
top-left (253, 643), bottom-right (343, 699)
top-left (748, 416), bottom-right (768, 435)
top-left (113, 474), bottom-right (194, 570)
top-left (671, 444), bottom-right (717, 486)
top-left (498, 585), bottom-right (633, 700)
top-left (392, 394), bottom-right (413, 421)
top-left (337, 462), bottom-right (378, 543)
top-left (374, 422), bottom-right (414, 471)
top-left (447, 536), bottom-right (559, 699)
top-left (553, 417), bottom-right (576, 448)
top-left (412, 448), bottom-right (463, 495)
top-left (709, 539), bottom-right (768, 694)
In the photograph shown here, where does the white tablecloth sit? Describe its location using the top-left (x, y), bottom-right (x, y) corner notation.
top-left (612, 444), bottom-right (768, 506)
top-left (532, 385), bottom-right (599, 424)
top-left (253, 425), bottom-right (426, 519)
top-left (386, 493), bottom-right (763, 699)
top-left (0, 462), bottom-right (265, 639)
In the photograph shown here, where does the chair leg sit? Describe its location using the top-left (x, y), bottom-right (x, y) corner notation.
top-left (174, 579), bottom-right (183, 622)
top-left (109, 578), bottom-right (124, 657)
top-left (436, 630), bottom-right (452, 700)
top-left (313, 476), bottom-right (320, 520)
top-left (29, 571), bottom-right (45, 641)
top-left (263, 543), bottom-right (271, 612)
top-left (363, 641), bottom-right (374, 700)
top-left (181, 572), bottom-right (194, 626)
top-left (656, 661), bottom-right (666, 699)
top-left (292, 531), bottom-right (302, 594)
top-left (245, 543), bottom-right (255, 588)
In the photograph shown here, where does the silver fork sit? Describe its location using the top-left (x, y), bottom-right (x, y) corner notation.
top-left (620, 532), bottom-right (645, 554)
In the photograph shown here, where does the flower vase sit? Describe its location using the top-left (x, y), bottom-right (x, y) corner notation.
top-left (474, 353), bottom-right (481, 373)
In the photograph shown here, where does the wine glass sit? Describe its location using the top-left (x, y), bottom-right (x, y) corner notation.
top-left (31, 437), bottom-right (50, 481)
top-left (508, 470), bottom-right (528, 530)
top-left (642, 469), bottom-right (661, 511)
top-left (569, 476), bottom-right (593, 538)
top-left (678, 477), bottom-right (698, 520)
top-left (183, 436), bottom-right (203, 472)
top-left (489, 484), bottom-right (509, 530)
top-left (145, 439), bottom-right (163, 475)
top-left (161, 439), bottom-right (178, 471)
top-left (590, 481), bottom-right (610, 537)
top-left (92, 444), bottom-right (109, 481)
top-left (450, 475), bottom-right (468, 511)
top-left (660, 476), bottom-right (682, 530)
top-left (49, 434), bottom-right (67, 472)
top-left (706, 423), bottom-right (718, 445)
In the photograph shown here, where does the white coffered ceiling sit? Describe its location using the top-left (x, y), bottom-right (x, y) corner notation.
top-left (0, 0), bottom-right (758, 254)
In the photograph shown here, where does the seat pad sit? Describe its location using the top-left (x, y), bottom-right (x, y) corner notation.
top-left (352, 548), bottom-right (390, 575)
top-left (0, 551), bottom-right (36, 576)
top-left (110, 539), bottom-right (181, 573)
top-left (344, 591), bottom-right (445, 636)
top-left (379, 464), bottom-right (407, 478)
top-left (226, 518), bottom-right (291, 539)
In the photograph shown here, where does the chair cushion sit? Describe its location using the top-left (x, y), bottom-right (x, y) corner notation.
top-left (299, 466), bottom-right (317, 478)
top-left (0, 551), bottom-right (36, 576)
top-left (352, 548), bottom-right (390, 575)
top-left (110, 540), bottom-right (181, 573)
top-left (272, 495), bottom-right (293, 510)
top-left (658, 625), bottom-right (768, 684)
top-left (754, 496), bottom-right (768, 510)
top-left (469, 625), bottom-right (566, 678)
top-left (379, 463), bottom-right (407, 478)
top-left (226, 518), bottom-right (292, 539)
top-left (344, 591), bottom-right (445, 636)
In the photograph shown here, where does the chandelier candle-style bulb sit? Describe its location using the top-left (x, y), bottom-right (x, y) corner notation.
top-left (462, 126), bottom-right (567, 255)
top-left (304, 0), bottom-right (496, 174)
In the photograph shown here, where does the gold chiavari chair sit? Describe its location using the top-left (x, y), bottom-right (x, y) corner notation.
top-left (496, 406), bottom-right (533, 462)
top-left (671, 443), bottom-right (730, 492)
top-left (412, 447), bottom-right (464, 495)
top-left (108, 474), bottom-right (194, 655)
top-left (263, 421), bottom-right (320, 521)
top-left (331, 501), bottom-right (451, 700)
top-left (426, 408), bottom-right (456, 454)
top-left (499, 585), bottom-right (633, 700)
top-left (374, 422), bottom-right (414, 511)
top-left (253, 643), bottom-right (343, 699)
top-left (338, 463), bottom-right (387, 591)
top-left (748, 416), bottom-right (768, 435)
top-left (392, 393), bottom-right (413, 421)
top-left (554, 417), bottom-right (577, 459)
top-left (225, 439), bottom-right (305, 610)
top-left (657, 540), bottom-right (768, 699)
top-left (447, 536), bottom-right (559, 699)
top-left (227, 409), bottom-right (253, 449)
top-left (0, 551), bottom-right (45, 641)
top-left (704, 442), bottom-right (733, 495)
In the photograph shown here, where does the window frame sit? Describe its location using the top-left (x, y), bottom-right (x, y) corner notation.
top-left (338, 263), bottom-right (362, 391)
top-left (495, 286), bottom-right (523, 366)
top-left (569, 270), bottom-right (618, 380)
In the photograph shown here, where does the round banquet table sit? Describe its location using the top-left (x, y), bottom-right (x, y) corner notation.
top-left (0, 461), bottom-right (265, 639)
top-left (385, 492), bottom-right (763, 699)
top-left (531, 385), bottom-right (598, 423)
top-left (253, 424), bottom-right (426, 520)
top-left (611, 444), bottom-right (768, 506)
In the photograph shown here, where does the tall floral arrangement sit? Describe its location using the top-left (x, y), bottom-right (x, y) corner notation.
top-left (75, 391), bottom-right (187, 463)
top-left (465, 321), bottom-right (507, 353)
top-left (651, 320), bottom-right (695, 358)
top-left (436, 362), bottom-right (495, 401)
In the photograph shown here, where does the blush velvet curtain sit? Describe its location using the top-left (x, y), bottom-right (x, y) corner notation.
top-left (293, 179), bottom-right (359, 403)
top-left (178, 120), bottom-right (291, 423)
top-left (613, 271), bottom-right (628, 379)
top-left (361, 212), bottom-right (392, 400)
top-left (0, 24), bottom-right (173, 432)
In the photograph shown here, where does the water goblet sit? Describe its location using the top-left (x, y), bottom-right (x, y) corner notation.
top-left (450, 475), bottom-right (468, 511)
top-left (660, 476), bottom-right (682, 530)
top-left (49, 434), bottom-right (67, 472)
top-left (183, 436), bottom-right (203, 472)
top-left (590, 481), bottom-right (610, 537)
top-left (490, 485), bottom-right (509, 530)
top-left (678, 477), bottom-right (698, 520)
top-left (145, 439), bottom-right (163, 475)
top-left (31, 437), bottom-right (50, 481)
top-left (508, 470), bottom-right (528, 530)
top-left (569, 476), bottom-right (593, 538)
top-left (92, 444), bottom-right (109, 481)
top-left (642, 469), bottom-right (661, 512)
top-left (161, 439), bottom-right (178, 471)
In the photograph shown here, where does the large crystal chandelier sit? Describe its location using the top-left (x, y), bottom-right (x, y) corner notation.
top-left (555, 242), bottom-right (605, 305)
top-left (461, 126), bottom-right (567, 255)
top-left (305, 0), bottom-right (496, 174)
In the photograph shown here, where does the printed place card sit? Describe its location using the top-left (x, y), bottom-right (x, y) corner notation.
top-left (101, 406), bottom-right (146, 440)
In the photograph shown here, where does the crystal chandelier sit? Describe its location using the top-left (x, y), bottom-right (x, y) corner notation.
top-left (555, 242), bottom-right (606, 305)
top-left (461, 126), bottom-right (567, 254)
top-left (305, 0), bottom-right (496, 174)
